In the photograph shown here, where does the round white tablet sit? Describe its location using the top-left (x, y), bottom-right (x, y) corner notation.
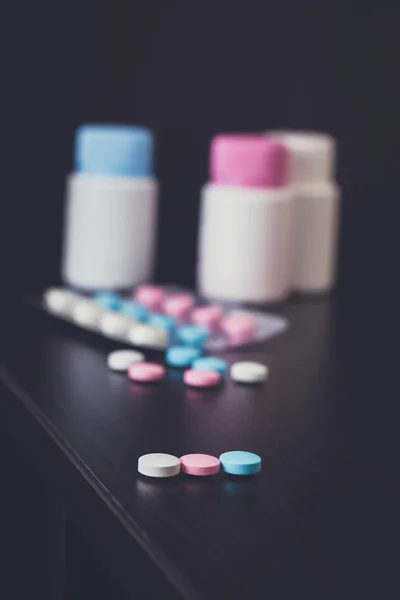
top-left (230, 361), bottom-right (268, 384)
top-left (107, 349), bottom-right (145, 372)
top-left (100, 312), bottom-right (134, 338)
top-left (72, 300), bottom-right (104, 329)
top-left (127, 324), bottom-right (168, 349)
top-left (44, 288), bottom-right (78, 316)
top-left (138, 453), bottom-right (180, 478)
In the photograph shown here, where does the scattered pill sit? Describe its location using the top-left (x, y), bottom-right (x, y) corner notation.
top-left (183, 369), bottom-right (221, 387)
top-left (72, 300), bottom-right (104, 329)
top-left (219, 451), bottom-right (262, 475)
top-left (134, 285), bottom-right (165, 311)
top-left (44, 288), bottom-right (78, 315)
top-left (177, 324), bottom-right (209, 347)
top-left (107, 349), bottom-right (145, 372)
top-left (138, 453), bottom-right (180, 478)
top-left (230, 361), bottom-right (268, 383)
top-left (163, 293), bottom-right (195, 321)
top-left (221, 312), bottom-right (255, 340)
top-left (128, 362), bottom-right (165, 382)
top-left (127, 324), bottom-right (168, 349)
top-left (191, 305), bottom-right (223, 331)
top-left (180, 454), bottom-right (220, 476)
top-left (149, 313), bottom-right (176, 336)
top-left (93, 292), bottom-right (121, 311)
top-left (166, 346), bottom-right (201, 368)
top-left (192, 356), bottom-right (228, 375)
top-left (100, 312), bottom-right (133, 338)
top-left (120, 300), bottom-right (149, 322)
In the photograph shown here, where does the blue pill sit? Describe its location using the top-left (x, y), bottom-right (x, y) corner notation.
top-left (192, 356), bottom-right (228, 375)
top-left (93, 292), bottom-right (121, 311)
top-left (177, 324), bottom-right (209, 347)
top-left (166, 346), bottom-right (201, 368)
top-left (119, 300), bottom-right (148, 322)
top-left (219, 451), bottom-right (262, 476)
top-left (149, 313), bottom-right (176, 334)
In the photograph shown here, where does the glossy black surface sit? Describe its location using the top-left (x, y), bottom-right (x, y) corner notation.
top-left (1, 292), bottom-right (399, 599)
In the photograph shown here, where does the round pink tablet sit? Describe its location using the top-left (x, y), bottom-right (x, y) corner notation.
top-left (221, 312), bottom-right (255, 341)
top-left (163, 293), bottom-right (195, 321)
top-left (128, 362), bottom-right (165, 382)
top-left (183, 369), bottom-right (221, 387)
top-left (180, 454), bottom-right (220, 476)
top-left (192, 305), bottom-right (223, 331)
top-left (134, 285), bottom-right (165, 311)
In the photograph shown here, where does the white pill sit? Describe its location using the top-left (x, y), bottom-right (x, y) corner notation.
top-left (44, 288), bottom-right (78, 316)
top-left (107, 349), bottom-right (145, 372)
top-left (72, 300), bottom-right (104, 329)
top-left (127, 324), bottom-right (168, 349)
top-left (138, 453), bottom-right (180, 478)
top-left (100, 312), bottom-right (134, 338)
top-left (230, 361), bottom-right (268, 384)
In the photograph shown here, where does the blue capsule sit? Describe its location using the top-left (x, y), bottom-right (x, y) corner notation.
top-left (93, 292), bottom-right (121, 311)
top-left (119, 300), bottom-right (149, 322)
top-left (176, 324), bottom-right (209, 347)
top-left (166, 346), bottom-right (201, 368)
top-left (192, 356), bottom-right (228, 375)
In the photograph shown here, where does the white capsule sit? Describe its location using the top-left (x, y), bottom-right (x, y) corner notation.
top-left (100, 312), bottom-right (134, 338)
top-left (72, 300), bottom-right (104, 329)
top-left (230, 361), bottom-right (268, 384)
top-left (107, 349), bottom-right (145, 372)
top-left (44, 288), bottom-right (78, 316)
top-left (138, 453), bottom-right (180, 478)
top-left (127, 324), bottom-right (168, 349)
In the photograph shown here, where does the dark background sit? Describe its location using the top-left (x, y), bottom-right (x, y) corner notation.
top-left (1, 3), bottom-right (399, 597)
top-left (3, 1), bottom-right (399, 302)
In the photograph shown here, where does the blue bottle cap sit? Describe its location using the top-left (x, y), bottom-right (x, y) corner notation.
top-left (75, 124), bottom-right (154, 177)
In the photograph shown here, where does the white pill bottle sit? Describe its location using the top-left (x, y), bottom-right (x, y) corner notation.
top-left (62, 125), bottom-right (158, 291)
top-left (268, 131), bottom-right (340, 294)
top-left (197, 135), bottom-right (293, 304)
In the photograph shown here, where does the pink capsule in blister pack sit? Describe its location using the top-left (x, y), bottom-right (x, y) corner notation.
top-left (39, 284), bottom-right (288, 352)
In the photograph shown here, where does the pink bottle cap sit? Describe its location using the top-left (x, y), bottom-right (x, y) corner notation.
top-left (163, 293), bottom-right (195, 321)
top-left (180, 454), bottom-right (220, 476)
top-left (210, 134), bottom-right (287, 188)
top-left (191, 305), bottom-right (223, 331)
top-left (134, 285), bottom-right (165, 311)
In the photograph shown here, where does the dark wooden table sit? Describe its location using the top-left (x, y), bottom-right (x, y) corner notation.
top-left (1, 290), bottom-right (399, 599)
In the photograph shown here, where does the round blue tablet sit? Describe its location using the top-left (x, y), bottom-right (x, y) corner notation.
top-left (149, 313), bottom-right (176, 335)
top-left (192, 356), bottom-right (228, 375)
top-left (166, 346), bottom-right (201, 368)
top-left (219, 451), bottom-right (262, 476)
top-left (119, 300), bottom-right (149, 322)
top-left (93, 292), bottom-right (121, 311)
top-left (177, 324), bottom-right (209, 347)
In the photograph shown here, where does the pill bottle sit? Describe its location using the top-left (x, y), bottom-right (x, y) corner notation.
top-left (268, 131), bottom-right (340, 294)
top-left (197, 135), bottom-right (293, 304)
top-left (62, 125), bottom-right (158, 291)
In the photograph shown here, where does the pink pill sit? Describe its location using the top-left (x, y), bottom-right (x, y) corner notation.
top-left (128, 362), bottom-right (165, 383)
top-left (163, 293), bottom-right (195, 321)
top-left (134, 285), bottom-right (165, 311)
top-left (192, 305), bottom-right (223, 331)
top-left (183, 369), bottom-right (221, 387)
top-left (221, 312), bottom-right (255, 339)
top-left (180, 454), bottom-right (220, 476)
